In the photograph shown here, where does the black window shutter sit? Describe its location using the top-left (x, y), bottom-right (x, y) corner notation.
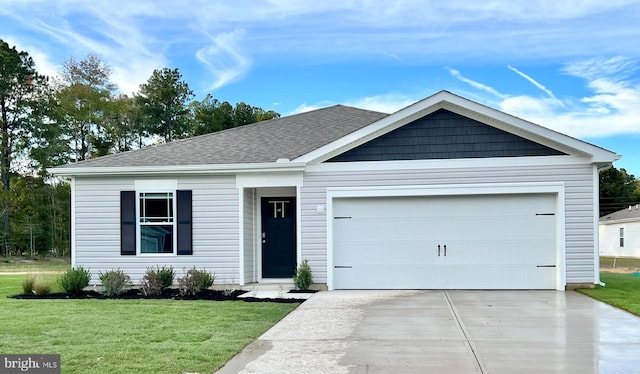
top-left (177, 190), bottom-right (193, 255)
top-left (120, 191), bottom-right (136, 255)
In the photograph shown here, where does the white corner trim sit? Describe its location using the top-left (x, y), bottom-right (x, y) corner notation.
top-left (70, 177), bottom-right (76, 268)
top-left (238, 189), bottom-right (245, 286)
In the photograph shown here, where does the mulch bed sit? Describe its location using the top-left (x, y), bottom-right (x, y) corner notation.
top-left (9, 289), bottom-right (304, 303)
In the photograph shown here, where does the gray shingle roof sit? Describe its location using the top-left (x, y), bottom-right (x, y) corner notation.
top-left (600, 205), bottom-right (640, 222)
top-left (57, 105), bottom-right (388, 168)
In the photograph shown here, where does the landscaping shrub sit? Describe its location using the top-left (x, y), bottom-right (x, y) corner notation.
top-left (293, 259), bottom-right (313, 290)
top-left (99, 269), bottom-right (132, 297)
top-left (178, 267), bottom-right (214, 296)
top-left (58, 266), bottom-right (91, 294)
top-left (155, 265), bottom-right (175, 289)
top-left (23, 276), bottom-right (36, 294)
top-left (140, 266), bottom-right (175, 296)
top-left (33, 280), bottom-right (51, 296)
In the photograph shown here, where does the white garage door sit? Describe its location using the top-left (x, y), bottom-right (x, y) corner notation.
top-left (332, 194), bottom-right (557, 289)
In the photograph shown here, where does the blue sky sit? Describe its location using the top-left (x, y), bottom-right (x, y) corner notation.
top-left (2, 1), bottom-right (640, 175)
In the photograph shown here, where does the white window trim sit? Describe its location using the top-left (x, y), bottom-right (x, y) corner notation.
top-left (135, 180), bottom-right (178, 256)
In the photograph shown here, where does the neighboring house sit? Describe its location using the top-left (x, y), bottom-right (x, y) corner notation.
top-left (599, 205), bottom-right (640, 258)
top-left (50, 91), bottom-right (619, 290)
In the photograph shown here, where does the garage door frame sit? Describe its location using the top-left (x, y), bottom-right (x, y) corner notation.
top-left (326, 182), bottom-right (566, 290)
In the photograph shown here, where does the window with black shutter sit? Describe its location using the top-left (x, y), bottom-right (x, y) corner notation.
top-left (120, 189), bottom-right (192, 255)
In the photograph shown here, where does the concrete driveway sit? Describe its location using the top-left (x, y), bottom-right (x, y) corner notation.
top-left (215, 290), bottom-right (640, 373)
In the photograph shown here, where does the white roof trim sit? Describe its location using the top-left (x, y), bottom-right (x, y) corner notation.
top-left (48, 161), bottom-right (307, 177)
top-left (294, 90), bottom-right (619, 164)
top-left (599, 217), bottom-right (640, 225)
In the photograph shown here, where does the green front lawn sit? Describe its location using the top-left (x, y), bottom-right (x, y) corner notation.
top-left (578, 272), bottom-right (640, 316)
top-left (0, 266), bottom-right (298, 373)
top-left (0, 257), bottom-right (70, 273)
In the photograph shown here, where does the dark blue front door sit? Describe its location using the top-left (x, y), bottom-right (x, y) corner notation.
top-left (261, 197), bottom-right (296, 278)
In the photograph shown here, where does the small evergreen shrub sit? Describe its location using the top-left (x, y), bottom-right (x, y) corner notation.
top-left (99, 269), bottom-right (132, 297)
top-left (23, 276), bottom-right (36, 294)
top-left (155, 266), bottom-right (175, 289)
top-left (178, 267), bottom-right (214, 296)
top-left (293, 259), bottom-right (313, 290)
top-left (140, 266), bottom-right (175, 296)
top-left (58, 266), bottom-right (91, 294)
top-left (33, 280), bottom-right (51, 296)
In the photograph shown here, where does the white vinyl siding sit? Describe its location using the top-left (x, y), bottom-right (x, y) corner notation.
top-left (73, 175), bottom-right (239, 284)
top-left (599, 221), bottom-right (640, 258)
top-left (300, 163), bottom-right (595, 285)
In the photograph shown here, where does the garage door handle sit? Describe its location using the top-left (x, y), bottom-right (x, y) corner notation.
top-left (444, 244), bottom-right (447, 257)
top-left (437, 244), bottom-right (440, 256)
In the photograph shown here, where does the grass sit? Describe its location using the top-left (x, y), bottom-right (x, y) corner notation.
top-left (578, 272), bottom-right (640, 317)
top-left (600, 256), bottom-right (640, 269)
top-left (0, 262), bottom-right (299, 373)
top-left (0, 257), bottom-right (71, 273)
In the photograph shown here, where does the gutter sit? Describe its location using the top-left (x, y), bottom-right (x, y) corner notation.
top-left (47, 161), bottom-right (307, 177)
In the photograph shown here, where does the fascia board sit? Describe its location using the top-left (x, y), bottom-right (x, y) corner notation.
top-left (48, 162), bottom-right (307, 177)
top-left (599, 217), bottom-right (640, 225)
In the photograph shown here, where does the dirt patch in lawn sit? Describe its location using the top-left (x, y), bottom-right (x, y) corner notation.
top-left (601, 267), bottom-right (640, 274)
top-left (9, 288), bottom-right (304, 303)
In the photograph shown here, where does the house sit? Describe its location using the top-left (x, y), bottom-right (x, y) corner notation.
top-left (49, 90), bottom-right (619, 290)
top-left (599, 205), bottom-right (640, 258)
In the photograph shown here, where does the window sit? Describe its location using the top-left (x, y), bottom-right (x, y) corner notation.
top-left (620, 227), bottom-right (624, 248)
top-left (120, 190), bottom-right (192, 256)
top-left (267, 200), bottom-right (292, 218)
top-left (140, 193), bottom-right (174, 254)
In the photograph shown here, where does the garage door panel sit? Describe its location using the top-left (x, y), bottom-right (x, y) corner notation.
top-left (332, 193), bottom-right (557, 290)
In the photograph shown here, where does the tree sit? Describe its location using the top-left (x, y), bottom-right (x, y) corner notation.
top-left (0, 39), bottom-right (50, 255)
top-left (599, 166), bottom-right (640, 216)
top-left (9, 175), bottom-right (70, 256)
top-left (56, 53), bottom-right (116, 161)
top-left (136, 68), bottom-right (194, 142)
top-left (102, 94), bottom-right (146, 152)
top-left (189, 95), bottom-right (280, 136)
top-left (189, 94), bottom-right (232, 136)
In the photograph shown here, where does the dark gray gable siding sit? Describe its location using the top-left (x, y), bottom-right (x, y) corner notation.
top-left (327, 109), bottom-right (566, 162)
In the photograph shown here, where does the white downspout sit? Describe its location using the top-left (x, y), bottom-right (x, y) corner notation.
top-left (595, 163), bottom-right (615, 287)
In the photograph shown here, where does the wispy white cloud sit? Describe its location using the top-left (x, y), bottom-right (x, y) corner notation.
top-left (289, 93), bottom-right (417, 115)
top-left (446, 67), bottom-right (507, 99)
top-left (345, 94), bottom-right (417, 114)
top-left (195, 30), bottom-right (251, 91)
top-left (507, 65), bottom-right (563, 106)
top-left (289, 100), bottom-right (337, 115)
top-left (562, 56), bottom-right (638, 80)
top-left (496, 58), bottom-right (640, 138)
top-left (3, 0), bottom-right (640, 95)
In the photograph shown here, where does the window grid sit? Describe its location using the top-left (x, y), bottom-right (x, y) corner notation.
top-left (139, 192), bottom-right (175, 254)
top-left (140, 192), bottom-right (174, 223)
